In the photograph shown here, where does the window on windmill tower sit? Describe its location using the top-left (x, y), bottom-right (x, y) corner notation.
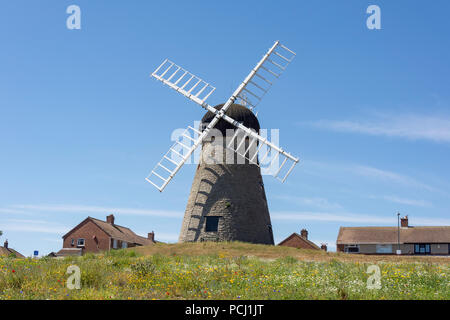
top-left (205, 216), bottom-right (220, 232)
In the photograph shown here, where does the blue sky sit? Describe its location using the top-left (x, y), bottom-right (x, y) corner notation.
top-left (1, 1), bottom-right (450, 256)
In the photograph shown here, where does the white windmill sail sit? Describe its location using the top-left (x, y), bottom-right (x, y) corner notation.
top-left (151, 59), bottom-right (216, 107)
top-left (146, 125), bottom-right (201, 191)
top-left (236, 42), bottom-right (296, 111)
top-left (147, 40), bottom-right (300, 192)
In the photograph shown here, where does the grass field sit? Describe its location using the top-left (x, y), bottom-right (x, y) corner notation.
top-left (0, 242), bottom-right (448, 300)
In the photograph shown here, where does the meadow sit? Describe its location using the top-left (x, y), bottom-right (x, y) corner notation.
top-left (0, 242), bottom-right (448, 300)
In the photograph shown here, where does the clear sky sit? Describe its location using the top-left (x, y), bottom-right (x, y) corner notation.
top-left (1, 1), bottom-right (450, 256)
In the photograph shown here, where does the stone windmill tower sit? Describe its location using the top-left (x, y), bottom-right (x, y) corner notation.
top-left (146, 41), bottom-right (300, 244)
top-left (179, 103), bottom-right (273, 244)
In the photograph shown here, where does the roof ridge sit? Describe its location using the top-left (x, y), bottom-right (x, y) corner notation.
top-left (89, 218), bottom-right (121, 237)
top-left (278, 232), bottom-right (321, 249)
top-left (341, 226), bottom-right (450, 229)
top-left (341, 226), bottom-right (398, 228)
top-left (90, 217), bottom-right (132, 232)
top-left (303, 238), bottom-right (321, 249)
top-left (337, 225), bottom-right (450, 244)
top-left (65, 216), bottom-right (153, 246)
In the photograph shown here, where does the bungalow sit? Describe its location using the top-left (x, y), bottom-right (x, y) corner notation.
top-left (278, 229), bottom-right (326, 251)
top-left (0, 240), bottom-right (25, 258)
top-left (56, 214), bottom-right (156, 256)
top-left (337, 216), bottom-right (450, 255)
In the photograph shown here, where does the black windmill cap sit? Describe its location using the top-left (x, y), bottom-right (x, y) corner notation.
top-left (200, 103), bottom-right (260, 135)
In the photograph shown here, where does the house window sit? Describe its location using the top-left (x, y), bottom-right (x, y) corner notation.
top-left (77, 239), bottom-right (85, 247)
top-left (122, 242), bottom-right (128, 249)
top-left (344, 244), bottom-right (359, 253)
top-left (376, 244), bottom-right (392, 254)
top-left (414, 244), bottom-right (431, 254)
top-left (71, 238), bottom-right (75, 246)
top-left (112, 239), bottom-right (118, 249)
top-left (205, 216), bottom-right (220, 232)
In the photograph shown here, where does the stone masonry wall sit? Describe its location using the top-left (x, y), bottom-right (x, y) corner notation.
top-left (179, 138), bottom-right (274, 245)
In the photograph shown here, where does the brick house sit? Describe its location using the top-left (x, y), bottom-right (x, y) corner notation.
top-left (57, 214), bottom-right (156, 256)
top-left (337, 216), bottom-right (450, 255)
top-left (0, 240), bottom-right (25, 258)
top-left (278, 229), bottom-right (325, 250)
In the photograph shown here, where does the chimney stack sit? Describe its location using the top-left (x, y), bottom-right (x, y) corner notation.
top-left (300, 229), bottom-right (308, 240)
top-left (148, 231), bottom-right (155, 242)
top-left (106, 214), bottom-right (115, 225)
top-left (3, 240), bottom-right (8, 249)
top-left (320, 243), bottom-right (327, 252)
top-left (400, 215), bottom-right (409, 228)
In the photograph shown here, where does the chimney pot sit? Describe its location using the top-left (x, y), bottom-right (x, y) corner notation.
top-left (148, 231), bottom-right (155, 242)
top-left (106, 214), bottom-right (115, 225)
top-left (4, 240), bottom-right (8, 249)
top-left (300, 229), bottom-right (308, 240)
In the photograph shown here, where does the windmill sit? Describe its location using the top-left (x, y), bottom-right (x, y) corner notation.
top-left (147, 41), bottom-right (300, 244)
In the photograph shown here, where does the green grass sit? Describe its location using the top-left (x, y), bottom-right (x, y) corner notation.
top-left (0, 243), bottom-right (448, 300)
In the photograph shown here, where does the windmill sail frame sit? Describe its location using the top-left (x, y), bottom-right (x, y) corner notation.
top-left (147, 41), bottom-right (300, 192)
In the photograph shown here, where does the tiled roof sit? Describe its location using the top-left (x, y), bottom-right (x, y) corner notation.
top-left (56, 248), bottom-right (82, 256)
top-left (88, 217), bottom-right (154, 246)
top-left (0, 246), bottom-right (25, 258)
top-left (278, 233), bottom-right (321, 249)
top-left (337, 226), bottom-right (450, 244)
